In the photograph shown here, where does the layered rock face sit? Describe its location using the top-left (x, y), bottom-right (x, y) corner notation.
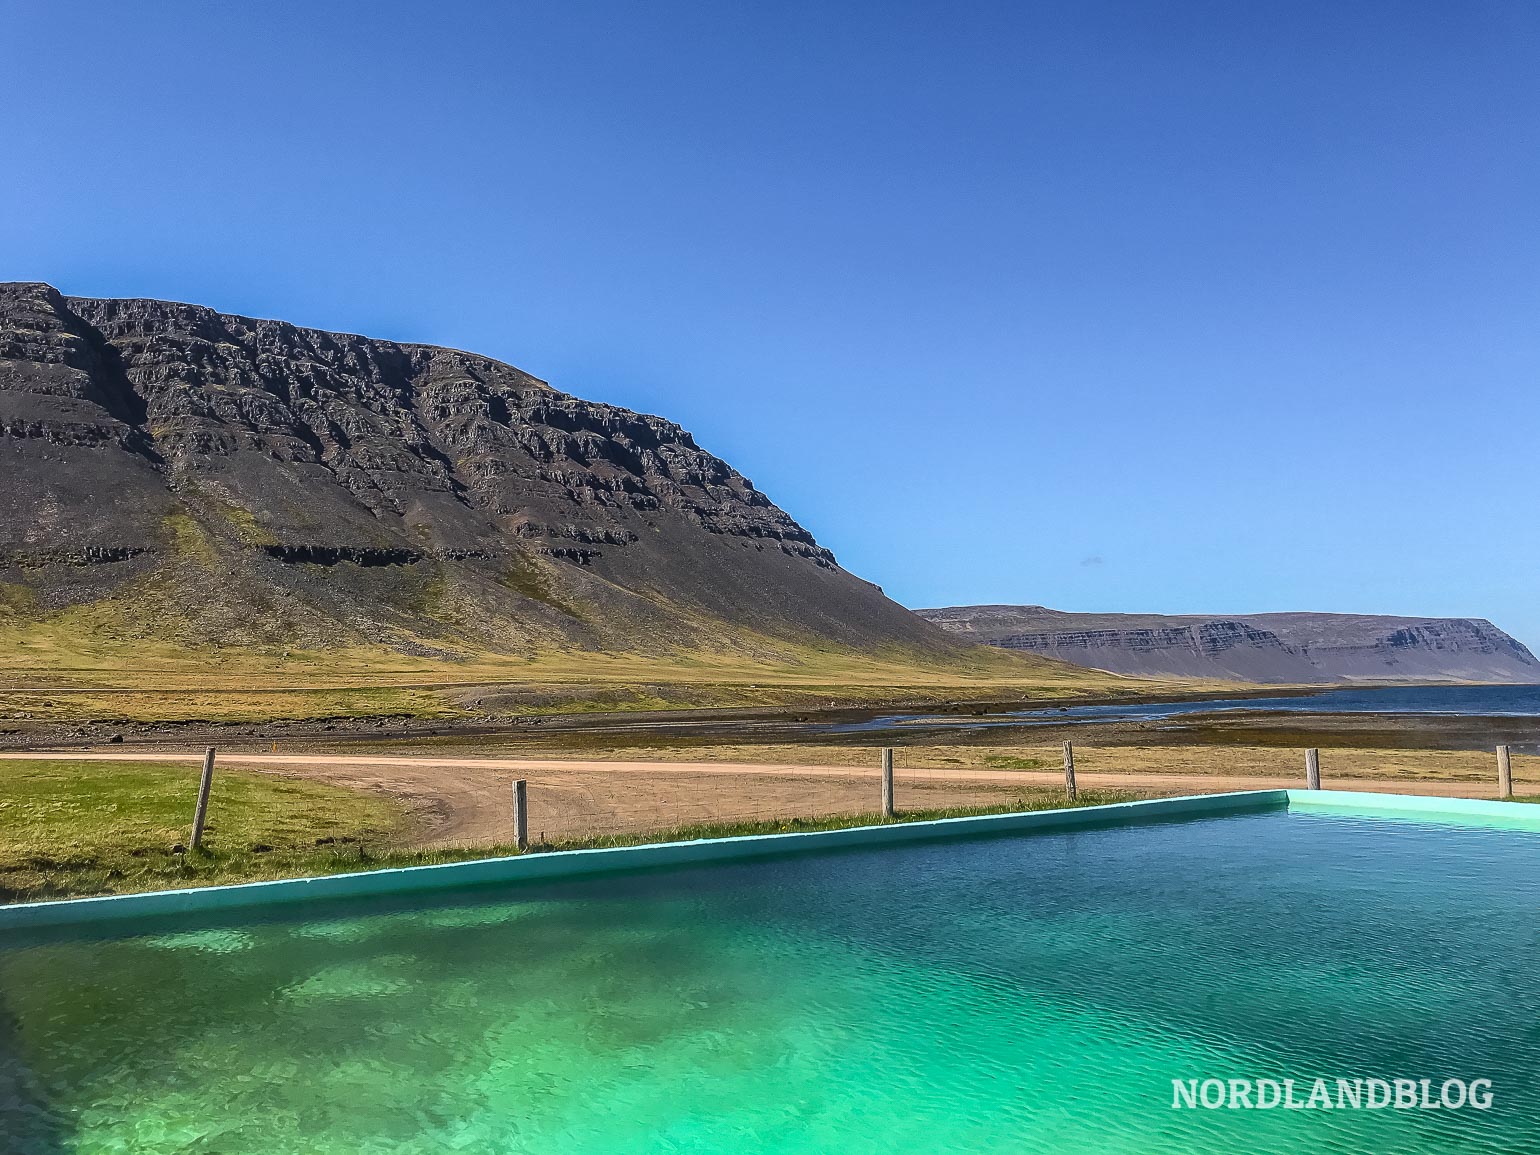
top-left (918, 606), bottom-right (1540, 684)
top-left (0, 282), bottom-right (950, 654)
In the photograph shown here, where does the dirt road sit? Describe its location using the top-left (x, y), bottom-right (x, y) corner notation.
top-left (0, 750), bottom-right (1518, 849)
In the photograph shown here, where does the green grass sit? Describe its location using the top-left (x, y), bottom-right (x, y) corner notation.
top-left (212, 500), bottom-right (279, 547)
top-left (981, 754), bottom-right (1052, 770)
top-left (513, 788), bottom-right (1154, 851)
top-left (496, 554), bottom-right (592, 623)
top-left (161, 511), bottom-right (222, 567)
top-left (0, 759), bottom-right (1150, 903)
top-left (0, 759), bottom-right (408, 903)
top-left (0, 577), bottom-right (1191, 722)
top-left (0, 686), bottom-right (463, 724)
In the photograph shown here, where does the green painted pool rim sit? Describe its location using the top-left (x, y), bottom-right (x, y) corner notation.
top-left (2, 788), bottom-right (1536, 931)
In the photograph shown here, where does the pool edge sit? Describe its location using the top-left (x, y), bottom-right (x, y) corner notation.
top-left (1284, 789), bottom-right (1540, 825)
top-left (0, 789), bottom-right (1287, 931)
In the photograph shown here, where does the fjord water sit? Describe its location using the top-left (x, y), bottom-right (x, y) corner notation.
top-left (2, 813), bottom-right (1537, 1153)
top-left (831, 681), bottom-right (1540, 733)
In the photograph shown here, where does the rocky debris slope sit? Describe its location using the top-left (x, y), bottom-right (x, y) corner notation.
top-left (0, 282), bottom-right (953, 655)
top-left (917, 605), bottom-right (1540, 684)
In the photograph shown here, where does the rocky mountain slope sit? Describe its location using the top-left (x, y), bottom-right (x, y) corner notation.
top-left (917, 605), bottom-right (1540, 684)
top-left (0, 282), bottom-right (960, 658)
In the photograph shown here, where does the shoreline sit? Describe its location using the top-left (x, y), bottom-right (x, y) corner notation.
top-left (5, 682), bottom-right (1539, 756)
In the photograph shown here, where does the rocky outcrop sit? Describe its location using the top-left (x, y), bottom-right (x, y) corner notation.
top-left (917, 605), bottom-right (1540, 684)
top-left (0, 282), bottom-right (954, 655)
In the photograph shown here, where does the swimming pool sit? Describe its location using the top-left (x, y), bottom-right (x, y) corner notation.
top-left (2, 795), bottom-right (1536, 1153)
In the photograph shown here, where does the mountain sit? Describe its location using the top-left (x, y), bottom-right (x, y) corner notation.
top-left (0, 282), bottom-right (957, 658)
top-left (916, 605), bottom-right (1540, 684)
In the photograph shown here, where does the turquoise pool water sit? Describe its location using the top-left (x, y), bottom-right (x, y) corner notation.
top-left (2, 811), bottom-right (1537, 1153)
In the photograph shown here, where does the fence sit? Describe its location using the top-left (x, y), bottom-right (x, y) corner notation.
top-left (242, 740), bottom-right (1536, 851)
top-left (1, 741), bottom-right (1534, 903)
top-left (497, 754), bottom-right (1061, 847)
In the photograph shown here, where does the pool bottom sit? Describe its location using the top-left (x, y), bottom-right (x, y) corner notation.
top-left (2, 808), bottom-right (1537, 1154)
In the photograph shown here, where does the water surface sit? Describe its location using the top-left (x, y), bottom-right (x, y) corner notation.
top-left (2, 812), bottom-right (1537, 1153)
top-left (829, 682), bottom-right (1540, 733)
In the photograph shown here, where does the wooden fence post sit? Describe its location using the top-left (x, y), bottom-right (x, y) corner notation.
top-left (1063, 741), bottom-right (1077, 801)
top-left (190, 747), bottom-right (216, 850)
top-left (1305, 748), bottom-right (1321, 791)
top-left (513, 779), bottom-right (529, 850)
top-left (1497, 745), bottom-right (1513, 800)
top-left (880, 748), bottom-right (894, 818)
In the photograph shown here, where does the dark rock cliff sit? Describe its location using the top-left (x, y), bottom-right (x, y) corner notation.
top-left (917, 605), bottom-right (1540, 684)
top-left (0, 282), bottom-right (951, 655)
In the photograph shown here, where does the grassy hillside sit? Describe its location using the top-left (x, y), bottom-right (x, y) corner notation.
top-left (0, 588), bottom-right (1211, 723)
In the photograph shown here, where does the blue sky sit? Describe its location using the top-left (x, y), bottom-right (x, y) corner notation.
top-left (5, 2), bottom-right (1538, 645)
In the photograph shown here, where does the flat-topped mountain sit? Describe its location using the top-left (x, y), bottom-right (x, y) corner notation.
top-left (0, 282), bottom-right (958, 657)
top-left (917, 605), bottom-right (1540, 684)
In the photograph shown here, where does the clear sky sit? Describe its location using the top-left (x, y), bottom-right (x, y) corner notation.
top-left (5, 2), bottom-right (1538, 645)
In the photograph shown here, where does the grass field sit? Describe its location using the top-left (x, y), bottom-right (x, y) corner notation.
top-left (4, 744), bottom-right (1533, 904)
top-left (0, 594), bottom-right (1211, 723)
top-left (0, 757), bottom-right (1152, 902)
top-left (0, 658), bottom-right (1170, 722)
top-left (0, 759), bottom-right (409, 902)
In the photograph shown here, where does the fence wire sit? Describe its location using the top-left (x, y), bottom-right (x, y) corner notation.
top-left (5, 744), bottom-right (1528, 903)
top-left (488, 743), bottom-right (1535, 850)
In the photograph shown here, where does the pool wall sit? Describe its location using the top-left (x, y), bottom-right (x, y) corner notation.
top-left (0, 789), bottom-right (1287, 932)
top-left (4, 788), bottom-right (1536, 933)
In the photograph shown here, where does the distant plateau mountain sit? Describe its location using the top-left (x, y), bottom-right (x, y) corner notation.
top-left (916, 606), bottom-right (1540, 684)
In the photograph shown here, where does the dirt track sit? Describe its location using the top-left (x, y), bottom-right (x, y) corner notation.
top-left (0, 751), bottom-right (1520, 849)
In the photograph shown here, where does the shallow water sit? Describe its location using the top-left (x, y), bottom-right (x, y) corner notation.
top-left (828, 681), bottom-right (1540, 733)
top-left (2, 812), bottom-right (1537, 1153)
